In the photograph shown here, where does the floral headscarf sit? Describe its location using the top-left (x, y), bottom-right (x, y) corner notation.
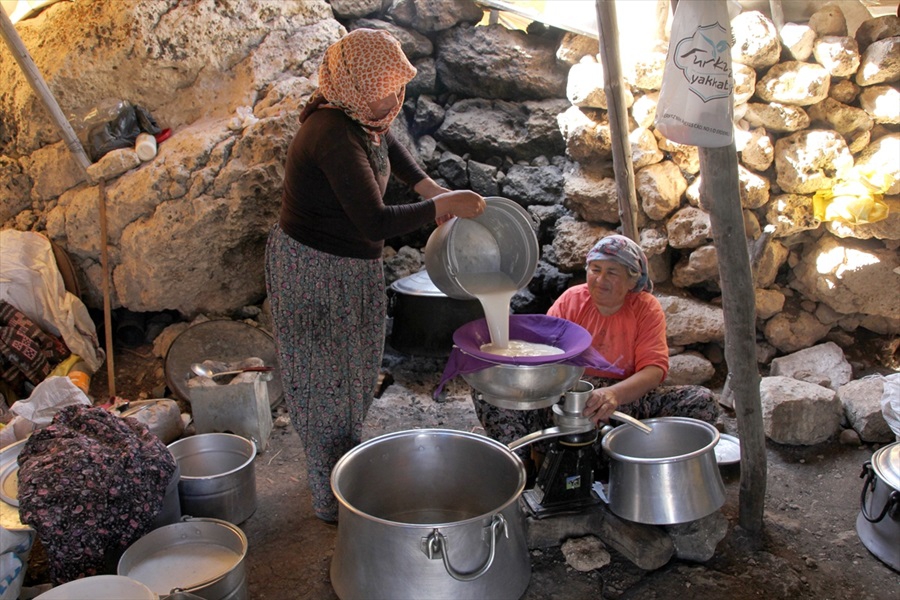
top-left (586, 234), bottom-right (653, 293)
top-left (300, 28), bottom-right (416, 134)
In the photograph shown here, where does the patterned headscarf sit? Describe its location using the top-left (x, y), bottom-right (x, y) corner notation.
top-left (300, 28), bottom-right (416, 134)
top-left (585, 234), bottom-right (653, 293)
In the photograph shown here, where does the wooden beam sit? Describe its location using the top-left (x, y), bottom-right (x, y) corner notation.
top-left (594, 0), bottom-right (639, 242)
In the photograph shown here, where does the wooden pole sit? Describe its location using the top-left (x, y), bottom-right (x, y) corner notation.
top-left (698, 145), bottom-right (766, 535)
top-left (594, 0), bottom-right (640, 242)
top-left (0, 9), bottom-right (116, 398)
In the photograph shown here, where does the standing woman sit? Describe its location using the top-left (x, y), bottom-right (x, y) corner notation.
top-left (266, 29), bottom-right (485, 523)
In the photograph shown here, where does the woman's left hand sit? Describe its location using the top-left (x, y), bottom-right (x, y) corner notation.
top-left (583, 388), bottom-right (620, 427)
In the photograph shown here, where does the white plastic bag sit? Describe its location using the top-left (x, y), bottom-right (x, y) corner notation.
top-left (882, 373), bottom-right (900, 441)
top-left (655, 0), bottom-right (735, 148)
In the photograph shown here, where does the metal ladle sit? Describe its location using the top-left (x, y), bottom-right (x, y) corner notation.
top-left (610, 411), bottom-right (653, 434)
top-left (191, 363), bottom-right (274, 379)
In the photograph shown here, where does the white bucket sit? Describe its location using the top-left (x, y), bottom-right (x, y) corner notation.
top-left (35, 575), bottom-right (157, 599)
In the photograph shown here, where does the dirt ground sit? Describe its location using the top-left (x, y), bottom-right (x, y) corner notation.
top-left (21, 339), bottom-right (896, 599)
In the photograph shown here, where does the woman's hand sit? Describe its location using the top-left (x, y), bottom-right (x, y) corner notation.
top-left (583, 388), bottom-right (620, 427)
top-left (432, 190), bottom-right (486, 220)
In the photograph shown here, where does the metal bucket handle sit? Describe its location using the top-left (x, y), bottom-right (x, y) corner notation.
top-left (859, 461), bottom-right (900, 523)
top-left (422, 514), bottom-right (508, 582)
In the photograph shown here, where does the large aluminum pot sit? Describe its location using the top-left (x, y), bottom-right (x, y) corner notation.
top-left (118, 516), bottom-right (248, 600)
top-left (168, 433), bottom-right (257, 525)
top-left (424, 197), bottom-right (538, 300)
top-left (856, 441), bottom-right (899, 571)
top-left (331, 429), bottom-right (530, 600)
top-left (601, 417), bottom-right (725, 525)
top-left (387, 270), bottom-right (484, 357)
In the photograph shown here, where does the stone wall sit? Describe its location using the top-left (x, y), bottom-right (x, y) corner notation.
top-left (0, 0), bottom-right (898, 377)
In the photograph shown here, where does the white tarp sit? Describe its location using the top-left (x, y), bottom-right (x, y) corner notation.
top-left (0, 229), bottom-right (103, 372)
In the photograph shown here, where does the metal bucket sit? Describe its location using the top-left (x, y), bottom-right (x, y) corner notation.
top-left (168, 433), bottom-right (257, 525)
top-left (424, 197), bottom-right (538, 300)
top-left (856, 441), bottom-right (899, 571)
top-left (118, 517), bottom-right (248, 600)
top-left (330, 429), bottom-right (530, 600)
top-left (601, 417), bottom-right (725, 525)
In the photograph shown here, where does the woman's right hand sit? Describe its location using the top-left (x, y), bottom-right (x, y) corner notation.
top-left (433, 190), bottom-right (485, 220)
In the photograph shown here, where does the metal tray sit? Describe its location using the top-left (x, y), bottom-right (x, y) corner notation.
top-left (715, 433), bottom-right (741, 466)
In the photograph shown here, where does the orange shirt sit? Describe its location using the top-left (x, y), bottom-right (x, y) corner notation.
top-left (547, 284), bottom-right (669, 380)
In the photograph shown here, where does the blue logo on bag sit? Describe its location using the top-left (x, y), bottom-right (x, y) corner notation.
top-left (673, 23), bottom-right (734, 102)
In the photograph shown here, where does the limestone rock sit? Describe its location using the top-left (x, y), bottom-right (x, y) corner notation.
top-left (655, 137), bottom-right (699, 175)
top-left (557, 32), bottom-right (599, 66)
top-left (858, 85), bottom-right (900, 124)
top-left (838, 376), bottom-right (895, 443)
top-left (756, 288), bottom-right (786, 320)
top-left (855, 36), bottom-right (900, 87)
top-left (743, 102), bottom-right (810, 133)
top-left (552, 217), bottom-right (615, 273)
top-left (731, 11), bottom-right (781, 69)
top-left (812, 36), bottom-right (860, 78)
top-left (630, 52), bottom-right (666, 91)
top-left (666, 207), bottom-right (712, 250)
top-left (0, 157), bottom-right (31, 224)
top-left (808, 3), bottom-right (848, 37)
top-left (756, 62), bottom-right (831, 107)
top-left (21, 143), bottom-right (86, 203)
top-left (657, 293), bottom-right (726, 347)
top-left (435, 24), bottom-right (566, 99)
top-left (732, 62), bottom-right (757, 105)
top-left (854, 133), bottom-right (900, 195)
top-left (632, 93), bottom-right (659, 129)
top-left (779, 22), bottom-right (815, 61)
top-left (769, 342), bottom-right (852, 391)
top-left (763, 308), bottom-right (831, 353)
top-left (665, 351), bottom-right (715, 386)
top-left (630, 128), bottom-right (664, 170)
top-left (738, 166), bottom-right (770, 210)
top-left (558, 106), bottom-right (614, 165)
top-left (764, 194), bottom-right (820, 238)
top-left (759, 376), bottom-right (843, 445)
top-left (806, 98), bottom-right (874, 152)
top-left (561, 536), bottom-right (611, 572)
top-left (637, 161), bottom-right (686, 221)
top-left (740, 128), bottom-right (774, 172)
top-left (755, 239), bottom-right (789, 289)
top-left (774, 130), bottom-right (853, 194)
top-left (85, 148), bottom-right (142, 183)
top-left (672, 246), bottom-right (718, 289)
top-left (563, 166), bottom-right (621, 224)
top-left (829, 79), bottom-right (861, 104)
top-left (855, 15), bottom-right (900, 52)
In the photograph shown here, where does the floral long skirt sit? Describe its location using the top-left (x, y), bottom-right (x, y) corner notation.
top-left (265, 224), bottom-right (385, 520)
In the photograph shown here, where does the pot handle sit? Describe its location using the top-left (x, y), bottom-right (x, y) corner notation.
top-left (859, 461), bottom-right (900, 523)
top-left (423, 514), bottom-right (508, 582)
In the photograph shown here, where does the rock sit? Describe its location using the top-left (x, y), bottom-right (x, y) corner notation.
top-left (740, 128), bottom-right (774, 172)
top-left (855, 37), bottom-right (900, 87)
top-left (467, 160), bottom-right (500, 197)
top-left (637, 161), bottom-right (686, 221)
top-left (551, 217), bottom-right (615, 273)
top-left (743, 102), bottom-right (810, 133)
top-left (732, 62), bottom-right (757, 105)
top-left (671, 246), bottom-right (718, 289)
top-left (774, 130), bottom-right (853, 194)
top-left (839, 427), bottom-right (862, 446)
top-left (779, 22), bottom-right (815, 60)
top-left (829, 79), bottom-right (861, 104)
top-left (501, 164), bottom-right (564, 206)
top-left (557, 32), bottom-right (598, 66)
top-left (756, 62), bottom-right (831, 107)
top-left (560, 536), bottom-right (611, 572)
top-left (665, 351), bottom-right (715, 386)
top-left (435, 23), bottom-right (566, 99)
top-left (824, 195), bottom-right (900, 241)
top-left (657, 293), bottom-right (726, 347)
top-left (558, 105), bottom-right (614, 166)
top-left (731, 11), bottom-right (781, 69)
top-left (665, 511), bottom-right (728, 562)
top-left (656, 137), bottom-right (699, 175)
top-left (436, 98), bottom-right (569, 163)
top-left (755, 239), bottom-right (789, 289)
top-left (764, 194), bottom-right (820, 238)
top-left (85, 148), bottom-right (142, 183)
top-left (808, 3), bottom-right (848, 37)
top-left (386, 0), bottom-right (483, 33)
top-left (790, 235), bottom-right (900, 322)
top-left (632, 92), bottom-right (658, 129)
top-left (349, 18), bottom-right (434, 58)
top-left (563, 166), bottom-right (621, 224)
top-left (630, 52), bottom-right (666, 91)
top-left (854, 133), bottom-right (900, 195)
top-left (666, 206), bottom-right (712, 249)
top-left (806, 98), bottom-right (874, 152)
top-left (858, 85), bottom-right (900, 124)
top-left (330, 0), bottom-right (382, 20)
top-left (759, 376), bottom-right (843, 445)
top-left (812, 36), bottom-right (860, 78)
top-left (839, 376), bottom-right (895, 443)
top-left (768, 341), bottom-right (853, 391)
top-left (630, 128), bottom-right (664, 170)
top-left (855, 15), bottom-right (900, 52)
top-left (756, 288), bottom-right (786, 320)
top-left (763, 309), bottom-right (831, 354)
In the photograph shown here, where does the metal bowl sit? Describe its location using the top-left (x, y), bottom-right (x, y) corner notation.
top-left (462, 362), bottom-right (585, 409)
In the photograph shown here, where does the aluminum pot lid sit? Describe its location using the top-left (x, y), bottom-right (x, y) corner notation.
top-left (871, 441), bottom-right (900, 490)
top-left (390, 269), bottom-right (448, 298)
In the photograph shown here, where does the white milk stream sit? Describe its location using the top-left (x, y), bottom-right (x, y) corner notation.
top-left (456, 271), bottom-right (563, 357)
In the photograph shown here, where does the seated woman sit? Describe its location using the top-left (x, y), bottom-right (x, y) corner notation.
top-left (472, 234), bottom-right (720, 476)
